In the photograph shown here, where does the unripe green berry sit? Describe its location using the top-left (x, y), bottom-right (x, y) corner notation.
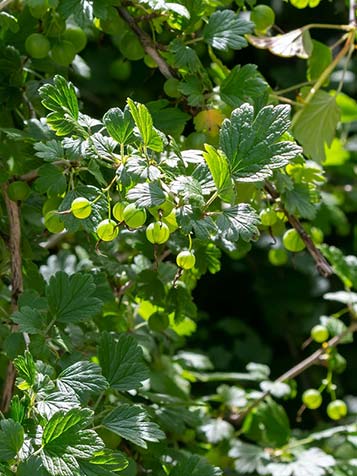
top-left (311, 324), bottom-right (329, 343)
top-left (302, 389), bottom-right (322, 409)
top-left (176, 250), bottom-right (196, 270)
top-left (146, 222), bottom-right (170, 244)
top-left (327, 400), bottom-right (347, 420)
top-left (71, 197), bottom-right (92, 219)
top-left (96, 219), bottom-right (118, 241)
top-left (123, 204), bottom-right (147, 228)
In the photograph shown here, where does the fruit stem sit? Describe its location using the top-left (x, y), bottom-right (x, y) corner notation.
top-left (188, 233), bottom-right (193, 251)
top-left (232, 320), bottom-right (357, 426)
top-left (264, 182), bottom-right (332, 277)
top-left (117, 6), bottom-right (174, 79)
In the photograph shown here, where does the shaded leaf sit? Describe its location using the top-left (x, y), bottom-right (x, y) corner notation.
top-left (221, 64), bottom-right (269, 108)
top-left (46, 272), bottom-right (103, 324)
top-left (103, 404), bottom-right (165, 448)
top-left (57, 361), bottom-right (108, 398)
top-left (0, 419), bottom-right (24, 461)
top-left (98, 332), bottom-right (149, 391)
top-left (204, 10), bottom-right (253, 50)
top-left (216, 204), bottom-right (259, 242)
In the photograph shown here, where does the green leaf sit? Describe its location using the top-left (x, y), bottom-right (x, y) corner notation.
top-left (147, 100), bottom-right (190, 137)
top-left (283, 183), bottom-right (317, 219)
top-left (57, 361), bottom-right (108, 398)
top-left (103, 404), bottom-right (165, 448)
top-left (0, 12), bottom-right (19, 33)
top-left (126, 182), bottom-right (166, 208)
top-left (127, 98), bottom-right (163, 152)
top-left (229, 440), bottom-right (266, 474)
top-left (203, 10), bottom-right (253, 51)
top-left (35, 164), bottom-right (67, 197)
top-left (98, 332), bottom-right (149, 391)
top-left (216, 204), bottom-right (259, 242)
top-left (0, 419), bottom-right (24, 461)
top-left (36, 391), bottom-right (80, 419)
top-left (266, 448), bottom-right (335, 476)
top-left (11, 306), bottom-right (45, 334)
top-left (41, 409), bottom-right (103, 475)
top-left (58, 0), bottom-right (93, 26)
top-left (320, 245), bottom-right (357, 289)
top-left (334, 91), bottom-right (357, 123)
top-left (178, 76), bottom-right (205, 106)
top-left (320, 316), bottom-right (353, 344)
top-left (169, 39), bottom-right (202, 73)
top-left (200, 419), bottom-right (234, 443)
top-left (58, 185), bottom-right (108, 232)
top-left (307, 40), bottom-right (332, 82)
top-left (221, 64), bottom-right (269, 108)
top-left (242, 397), bottom-right (290, 447)
top-left (78, 450), bottom-right (128, 475)
top-left (170, 454), bottom-right (222, 476)
top-left (34, 140), bottom-right (65, 162)
top-left (293, 90), bottom-right (340, 162)
top-left (167, 283), bottom-right (197, 322)
top-left (260, 381), bottom-right (291, 398)
top-left (220, 103), bottom-right (301, 181)
top-left (103, 106), bottom-right (134, 145)
top-left (17, 457), bottom-right (48, 476)
top-left (39, 75), bottom-right (79, 136)
top-left (46, 272), bottom-right (103, 324)
top-left (13, 351), bottom-right (36, 387)
top-left (203, 144), bottom-right (234, 201)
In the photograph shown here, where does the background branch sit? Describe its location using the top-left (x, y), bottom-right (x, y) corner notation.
top-left (0, 185), bottom-right (24, 413)
top-left (118, 6), bottom-right (174, 79)
top-left (265, 181), bottom-right (333, 277)
top-left (231, 320), bottom-right (357, 425)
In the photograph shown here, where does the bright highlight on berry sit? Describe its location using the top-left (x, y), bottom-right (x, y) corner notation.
top-left (327, 400), bottom-right (347, 420)
top-left (123, 204), bottom-right (147, 228)
top-left (146, 222), bottom-right (170, 244)
top-left (302, 389), bottom-right (322, 409)
top-left (96, 219), bottom-right (118, 241)
top-left (176, 250), bottom-right (196, 270)
top-left (283, 228), bottom-right (306, 252)
top-left (311, 324), bottom-right (329, 343)
top-left (71, 197), bottom-right (92, 219)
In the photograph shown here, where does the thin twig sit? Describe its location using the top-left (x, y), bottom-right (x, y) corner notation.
top-left (292, 31), bottom-right (355, 128)
top-left (349, 0), bottom-right (357, 25)
top-left (117, 6), bottom-right (173, 79)
top-left (232, 320), bottom-right (357, 425)
top-left (0, 185), bottom-right (25, 413)
top-left (264, 182), bottom-right (333, 277)
top-left (0, 0), bottom-right (13, 11)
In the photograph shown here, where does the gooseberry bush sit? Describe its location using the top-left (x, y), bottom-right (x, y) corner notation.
top-left (1, 0), bottom-right (357, 475)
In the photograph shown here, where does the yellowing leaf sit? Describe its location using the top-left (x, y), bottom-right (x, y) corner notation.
top-left (248, 29), bottom-right (313, 59)
top-left (194, 109), bottom-right (225, 137)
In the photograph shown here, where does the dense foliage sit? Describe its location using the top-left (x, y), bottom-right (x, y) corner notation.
top-left (1, 0), bottom-right (357, 475)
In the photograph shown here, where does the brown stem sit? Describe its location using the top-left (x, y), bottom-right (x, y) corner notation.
top-left (117, 6), bottom-right (174, 79)
top-left (0, 184), bottom-right (24, 413)
top-left (232, 320), bottom-right (357, 425)
top-left (264, 181), bottom-right (333, 277)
